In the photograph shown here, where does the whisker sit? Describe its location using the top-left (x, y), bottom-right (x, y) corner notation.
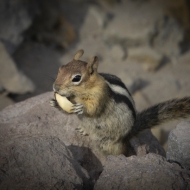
top-left (45, 74), bottom-right (56, 82)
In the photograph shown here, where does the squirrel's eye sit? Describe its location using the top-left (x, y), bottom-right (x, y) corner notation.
top-left (72, 75), bottom-right (81, 82)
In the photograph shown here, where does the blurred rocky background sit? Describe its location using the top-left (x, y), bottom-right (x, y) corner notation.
top-left (1, 0), bottom-right (190, 189)
top-left (1, 0), bottom-right (190, 157)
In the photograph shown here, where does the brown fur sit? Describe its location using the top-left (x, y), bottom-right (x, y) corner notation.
top-left (54, 51), bottom-right (109, 117)
top-left (73, 74), bottom-right (109, 117)
top-left (52, 50), bottom-right (135, 155)
top-left (51, 49), bottom-right (190, 156)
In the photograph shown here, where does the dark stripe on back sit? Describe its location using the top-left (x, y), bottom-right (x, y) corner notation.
top-left (108, 87), bottom-right (136, 119)
top-left (100, 73), bottom-right (132, 96)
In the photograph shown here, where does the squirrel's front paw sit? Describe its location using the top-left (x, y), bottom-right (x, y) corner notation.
top-left (50, 99), bottom-right (58, 107)
top-left (50, 99), bottom-right (65, 112)
top-left (71, 103), bottom-right (84, 115)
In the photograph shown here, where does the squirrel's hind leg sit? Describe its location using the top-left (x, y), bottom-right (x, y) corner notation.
top-left (75, 126), bottom-right (89, 136)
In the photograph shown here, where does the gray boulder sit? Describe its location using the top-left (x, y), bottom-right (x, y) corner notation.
top-left (94, 153), bottom-right (190, 190)
top-left (0, 92), bottom-right (105, 182)
top-left (127, 46), bottom-right (164, 72)
top-left (103, 1), bottom-right (184, 62)
top-left (103, 1), bottom-right (163, 47)
top-left (0, 0), bottom-right (39, 53)
top-left (0, 42), bottom-right (35, 94)
top-left (153, 16), bottom-right (184, 61)
top-left (0, 137), bottom-right (91, 190)
top-left (167, 121), bottom-right (190, 170)
top-left (130, 129), bottom-right (166, 157)
top-left (0, 92), bottom-right (166, 182)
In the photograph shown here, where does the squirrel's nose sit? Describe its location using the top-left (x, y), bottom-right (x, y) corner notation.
top-left (53, 84), bottom-right (60, 92)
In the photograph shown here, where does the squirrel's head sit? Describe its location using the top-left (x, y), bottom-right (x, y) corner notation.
top-left (53, 49), bottom-right (99, 97)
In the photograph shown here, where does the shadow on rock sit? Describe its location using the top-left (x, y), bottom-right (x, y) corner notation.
top-left (68, 145), bottom-right (103, 181)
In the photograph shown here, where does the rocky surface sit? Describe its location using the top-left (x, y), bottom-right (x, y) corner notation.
top-left (0, 42), bottom-right (35, 94)
top-left (1, 0), bottom-right (190, 189)
top-left (103, 1), bottom-right (163, 47)
top-left (26, 0), bottom-right (76, 49)
top-left (127, 46), bottom-right (164, 72)
top-left (0, 137), bottom-right (91, 190)
top-left (0, 0), bottom-right (77, 106)
top-left (167, 121), bottom-right (190, 170)
top-left (0, 93), bottom-right (14, 111)
top-left (0, 0), bottom-right (190, 167)
top-left (94, 153), bottom-right (190, 190)
top-left (0, 0), bottom-right (39, 54)
top-left (130, 129), bottom-right (166, 157)
top-left (153, 16), bottom-right (184, 61)
top-left (0, 92), bottom-right (166, 187)
top-left (0, 92), bottom-right (190, 189)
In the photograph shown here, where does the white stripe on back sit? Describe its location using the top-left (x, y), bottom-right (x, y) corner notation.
top-left (106, 81), bottom-right (135, 107)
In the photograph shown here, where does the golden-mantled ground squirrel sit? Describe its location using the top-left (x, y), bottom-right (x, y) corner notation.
top-left (50, 49), bottom-right (190, 155)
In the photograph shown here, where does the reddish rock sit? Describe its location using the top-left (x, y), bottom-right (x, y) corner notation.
top-left (94, 154), bottom-right (190, 190)
top-left (0, 92), bottom-right (167, 187)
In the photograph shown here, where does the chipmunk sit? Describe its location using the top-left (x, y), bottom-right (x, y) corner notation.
top-left (50, 49), bottom-right (190, 156)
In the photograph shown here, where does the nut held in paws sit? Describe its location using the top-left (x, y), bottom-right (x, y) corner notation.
top-left (55, 93), bottom-right (74, 113)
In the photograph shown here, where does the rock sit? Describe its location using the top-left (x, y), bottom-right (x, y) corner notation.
top-left (0, 42), bottom-right (35, 94)
top-left (0, 92), bottom-right (105, 181)
top-left (129, 129), bottom-right (166, 157)
top-left (110, 45), bottom-right (125, 61)
top-left (125, 78), bottom-right (149, 94)
top-left (153, 16), bottom-right (184, 60)
top-left (133, 91), bottom-right (151, 111)
top-left (28, 11), bottom-right (76, 49)
top-left (103, 1), bottom-right (185, 62)
top-left (87, 5), bottom-right (109, 28)
top-left (167, 121), bottom-right (190, 169)
top-left (0, 93), bottom-right (14, 111)
top-left (78, 4), bottom-right (102, 42)
top-left (151, 127), bottom-right (163, 144)
top-left (0, 0), bottom-right (39, 53)
top-left (94, 153), bottom-right (190, 190)
top-left (0, 0), bottom-right (77, 52)
top-left (0, 136), bottom-right (91, 190)
top-left (151, 122), bottom-right (179, 149)
top-left (0, 92), bottom-right (166, 181)
top-left (127, 46), bottom-right (164, 72)
top-left (103, 1), bottom-right (163, 47)
top-left (178, 49), bottom-right (190, 65)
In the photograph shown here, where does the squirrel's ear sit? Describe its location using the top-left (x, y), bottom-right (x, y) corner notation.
top-left (88, 56), bottom-right (99, 74)
top-left (73, 49), bottom-right (84, 60)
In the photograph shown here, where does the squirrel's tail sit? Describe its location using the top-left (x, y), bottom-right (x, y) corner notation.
top-left (130, 97), bottom-right (190, 137)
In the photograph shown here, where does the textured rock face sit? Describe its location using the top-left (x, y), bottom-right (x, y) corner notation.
top-left (0, 92), bottom-right (105, 186)
top-left (94, 154), bottom-right (190, 190)
top-left (0, 42), bottom-right (35, 94)
top-left (103, 1), bottom-right (184, 60)
top-left (127, 46), bottom-right (164, 72)
top-left (129, 129), bottom-right (166, 157)
top-left (153, 16), bottom-right (184, 61)
top-left (0, 0), bottom-right (39, 53)
top-left (0, 92), bottom-right (166, 186)
top-left (167, 121), bottom-right (190, 170)
top-left (0, 92), bottom-right (190, 189)
top-left (104, 1), bottom-right (163, 46)
top-left (0, 137), bottom-right (91, 190)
